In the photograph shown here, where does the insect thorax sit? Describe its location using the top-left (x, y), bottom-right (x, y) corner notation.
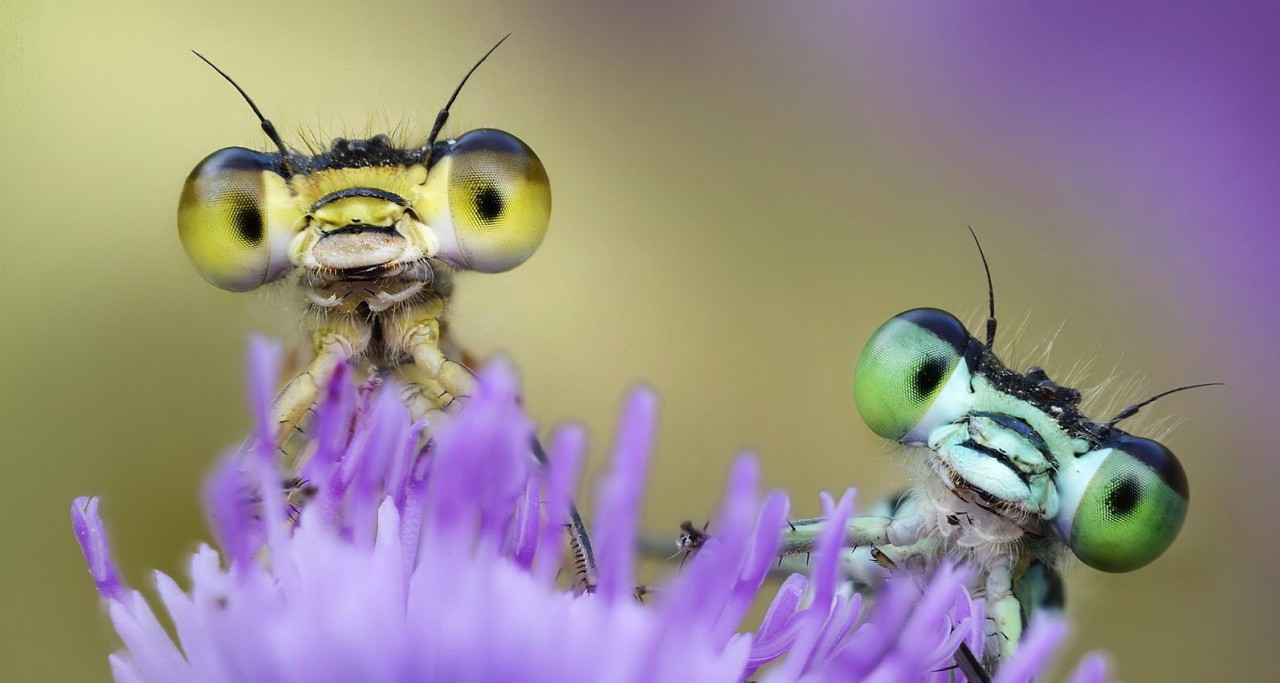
top-left (912, 475), bottom-right (1057, 572)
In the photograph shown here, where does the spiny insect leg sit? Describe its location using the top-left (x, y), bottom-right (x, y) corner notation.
top-left (529, 436), bottom-right (598, 593)
top-left (873, 546), bottom-right (993, 683)
top-left (985, 557), bottom-right (1023, 668)
top-left (954, 642), bottom-right (992, 683)
top-left (398, 368), bottom-right (458, 435)
top-left (391, 304), bottom-right (476, 413)
top-left (273, 330), bottom-right (362, 470)
top-left (779, 513), bottom-right (926, 557)
top-left (390, 301), bottom-right (597, 593)
top-left (396, 366), bottom-right (600, 594)
top-left (410, 341), bottom-right (475, 412)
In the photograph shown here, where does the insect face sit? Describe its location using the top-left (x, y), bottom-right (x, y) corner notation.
top-left (852, 306), bottom-right (1190, 572)
top-left (178, 128), bottom-right (551, 293)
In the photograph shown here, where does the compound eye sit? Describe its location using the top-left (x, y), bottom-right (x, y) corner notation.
top-left (853, 308), bottom-right (975, 442)
top-left (178, 148), bottom-right (293, 291)
top-left (422, 129), bottom-right (550, 272)
top-left (1054, 435), bottom-right (1189, 572)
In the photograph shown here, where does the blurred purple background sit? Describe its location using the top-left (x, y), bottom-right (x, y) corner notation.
top-left (835, 3), bottom-right (1278, 317)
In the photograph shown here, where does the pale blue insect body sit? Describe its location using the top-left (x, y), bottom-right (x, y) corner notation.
top-left (855, 306), bottom-right (1188, 571)
top-left (785, 258), bottom-right (1193, 672)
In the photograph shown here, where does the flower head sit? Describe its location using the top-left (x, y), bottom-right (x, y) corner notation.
top-left (74, 340), bottom-right (1106, 682)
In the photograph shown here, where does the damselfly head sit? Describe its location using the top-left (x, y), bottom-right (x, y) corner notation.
top-left (177, 40), bottom-right (550, 293)
top-left (850, 236), bottom-right (1199, 573)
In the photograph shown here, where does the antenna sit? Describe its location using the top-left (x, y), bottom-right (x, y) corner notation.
top-left (968, 226), bottom-right (997, 349)
top-left (1104, 382), bottom-right (1223, 429)
top-left (192, 52), bottom-right (293, 175)
top-left (423, 34), bottom-right (512, 156)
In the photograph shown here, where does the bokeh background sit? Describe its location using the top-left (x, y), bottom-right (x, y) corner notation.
top-left (3, 0), bottom-right (1277, 679)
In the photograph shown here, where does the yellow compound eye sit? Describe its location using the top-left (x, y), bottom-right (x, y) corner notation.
top-left (419, 129), bottom-right (550, 273)
top-left (178, 147), bottom-right (294, 291)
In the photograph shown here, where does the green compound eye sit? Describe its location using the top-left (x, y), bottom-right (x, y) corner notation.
top-left (1054, 434), bottom-right (1189, 572)
top-left (853, 308), bottom-right (975, 443)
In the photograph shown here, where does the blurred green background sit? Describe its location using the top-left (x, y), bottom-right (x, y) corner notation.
top-left (3, 1), bottom-right (1276, 680)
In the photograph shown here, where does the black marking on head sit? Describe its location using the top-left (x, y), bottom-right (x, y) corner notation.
top-left (969, 411), bottom-right (1054, 466)
top-left (473, 186), bottom-right (504, 222)
top-left (231, 204), bottom-right (263, 244)
top-left (306, 139), bottom-right (424, 171)
top-left (1106, 477), bottom-right (1141, 516)
top-left (331, 134), bottom-right (392, 155)
top-left (321, 225), bottom-right (399, 239)
top-left (959, 438), bottom-right (1031, 485)
top-left (983, 361), bottom-right (1097, 444)
top-left (1025, 367), bottom-right (1082, 405)
top-left (309, 187), bottom-right (410, 213)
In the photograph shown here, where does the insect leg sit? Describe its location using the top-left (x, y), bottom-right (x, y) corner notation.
top-left (780, 513), bottom-right (926, 557)
top-left (389, 301), bottom-right (475, 412)
top-left (955, 642), bottom-right (993, 683)
top-left (399, 376), bottom-right (449, 416)
top-left (274, 328), bottom-right (363, 468)
top-left (396, 364), bottom-right (457, 435)
top-left (985, 556), bottom-right (1023, 667)
top-left (394, 353), bottom-right (599, 593)
top-left (869, 546), bottom-right (994, 683)
top-left (529, 435), bottom-right (598, 593)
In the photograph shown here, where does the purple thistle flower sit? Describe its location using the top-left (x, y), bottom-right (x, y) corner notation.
top-left (73, 340), bottom-right (1108, 682)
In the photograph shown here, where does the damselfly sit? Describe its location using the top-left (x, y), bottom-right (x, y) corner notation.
top-left (178, 37), bottom-right (550, 454)
top-left (779, 233), bottom-right (1206, 672)
top-left (177, 38), bottom-right (599, 590)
